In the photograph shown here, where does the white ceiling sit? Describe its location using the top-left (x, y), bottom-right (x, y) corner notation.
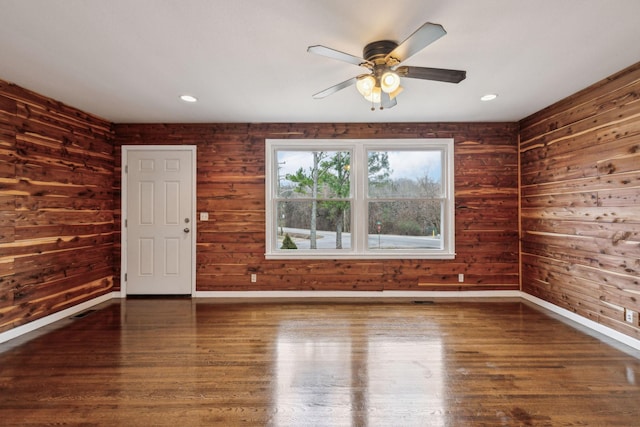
top-left (1, 0), bottom-right (639, 124)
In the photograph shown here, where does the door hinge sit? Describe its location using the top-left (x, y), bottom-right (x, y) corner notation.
top-left (124, 219), bottom-right (127, 228)
top-left (125, 165), bottom-right (128, 173)
top-left (124, 273), bottom-right (127, 282)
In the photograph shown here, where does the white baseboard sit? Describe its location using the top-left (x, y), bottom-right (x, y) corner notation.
top-left (0, 292), bottom-right (118, 344)
top-left (193, 290), bottom-right (522, 299)
top-left (2, 290), bottom-right (638, 353)
top-left (521, 293), bottom-right (640, 352)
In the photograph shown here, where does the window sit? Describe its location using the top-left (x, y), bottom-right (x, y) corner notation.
top-left (265, 139), bottom-right (455, 259)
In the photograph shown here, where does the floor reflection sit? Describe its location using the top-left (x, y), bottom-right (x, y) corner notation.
top-left (366, 339), bottom-right (444, 425)
top-left (274, 321), bottom-right (354, 425)
top-left (273, 315), bottom-right (443, 426)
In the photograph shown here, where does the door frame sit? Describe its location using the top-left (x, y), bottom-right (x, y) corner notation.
top-left (121, 145), bottom-right (197, 296)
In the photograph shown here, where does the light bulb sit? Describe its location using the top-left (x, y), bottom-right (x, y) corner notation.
top-left (356, 75), bottom-right (376, 97)
top-left (380, 71), bottom-right (400, 93)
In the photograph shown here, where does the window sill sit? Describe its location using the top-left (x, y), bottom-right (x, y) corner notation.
top-left (265, 252), bottom-right (456, 260)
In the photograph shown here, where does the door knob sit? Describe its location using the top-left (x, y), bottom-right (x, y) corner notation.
top-left (184, 228), bottom-right (190, 233)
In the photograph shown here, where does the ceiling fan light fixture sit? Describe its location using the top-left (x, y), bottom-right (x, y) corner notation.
top-left (380, 71), bottom-right (400, 93)
top-left (308, 22), bottom-right (466, 110)
top-left (364, 86), bottom-right (382, 103)
top-left (356, 75), bottom-right (376, 97)
top-left (388, 85), bottom-right (404, 100)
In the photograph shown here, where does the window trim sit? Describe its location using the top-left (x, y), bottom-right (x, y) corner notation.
top-left (265, 139), bottom-right (455, 260)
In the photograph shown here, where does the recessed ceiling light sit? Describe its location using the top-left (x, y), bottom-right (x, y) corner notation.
top-left (180, 94), bottom-right (198, 103)
top-left (480, 93), bottom-right (498, 102)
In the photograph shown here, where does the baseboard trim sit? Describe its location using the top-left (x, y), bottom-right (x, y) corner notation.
top-left (0, 292), bottom-right (118, 344)
top-left (2, 290), bottom-right (638, 352)
top-left (521, 293), bottom-right (640, 352)
top-left (193, 290), bottom-right (522, 299)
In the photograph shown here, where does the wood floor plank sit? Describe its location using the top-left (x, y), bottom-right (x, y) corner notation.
top-left (0, 298), bottom-right (639, 426)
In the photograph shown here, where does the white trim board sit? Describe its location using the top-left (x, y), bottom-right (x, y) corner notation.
top-left (0, 292), bottom-right (117, 344)
top-left (2, 291), bottom-right (639, 353)
top-left (521, 293), bottom-right (640, 353)
top-left (194, 290), bottom-right (522, 299)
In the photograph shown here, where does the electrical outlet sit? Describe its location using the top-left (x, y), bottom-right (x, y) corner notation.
top-left (458, 274), bottom-right (464, 283)
top-left (251, 273), bottom-right (257, 283)
top-left (625, 309), bottom-right (636, 324)
top-left (200, 212), bottom-right (209, 221)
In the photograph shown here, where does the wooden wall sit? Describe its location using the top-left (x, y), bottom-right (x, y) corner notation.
top-left (0, 80), bottom-right (115, 333)
top-left (519, 62), bottom-right (640, 340)
top-left (3, 59), bottom-right (639, 343)
top-left (0, 58), bottom-right (640, 344)
top-left (113, 123), bottom-right (520, 293)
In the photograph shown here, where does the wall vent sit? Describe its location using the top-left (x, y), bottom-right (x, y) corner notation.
top-left (71, 310), bottom-right (96, 319)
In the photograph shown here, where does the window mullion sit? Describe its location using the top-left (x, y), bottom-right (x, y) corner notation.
top-left (353, 144), bottom-right (367, 253)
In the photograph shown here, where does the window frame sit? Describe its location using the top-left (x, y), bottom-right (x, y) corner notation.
top-left (265, 139), bottom-right (455, 260)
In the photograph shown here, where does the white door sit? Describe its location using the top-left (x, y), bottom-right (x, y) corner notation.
top-left (123, 147), bottom-right (195, 295)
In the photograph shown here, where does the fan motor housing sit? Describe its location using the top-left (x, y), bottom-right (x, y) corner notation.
top-left (363, 40), bottom-right (398, 63)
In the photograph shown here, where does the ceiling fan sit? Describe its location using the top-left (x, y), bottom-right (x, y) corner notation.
top-left (307, 22), bottom-right (466, 110)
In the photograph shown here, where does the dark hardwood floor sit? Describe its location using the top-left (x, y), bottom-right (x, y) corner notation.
top-left (1, 298), bottom-right (639, 426)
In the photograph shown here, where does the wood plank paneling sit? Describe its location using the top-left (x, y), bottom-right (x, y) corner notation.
top-left (0, 80), bottom-right (115, 333)
top-left (114, 122), bottom-right (520, 293)
top-left (3, 58), bottom-right (640, 347)
top-left (519, 62), bottom-right (640, 340)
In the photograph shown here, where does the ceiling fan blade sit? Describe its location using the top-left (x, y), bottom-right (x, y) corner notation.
top-left (312, 76), bottom-right (358, 99)
top-left (397, 66), bottom-right (466, 83)
top-left (307, 45), bottom-right (370, 67)
top-left (385, 22), bottom-right (447, 64)
top-left (381, 92), bottom-right (397, 109)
